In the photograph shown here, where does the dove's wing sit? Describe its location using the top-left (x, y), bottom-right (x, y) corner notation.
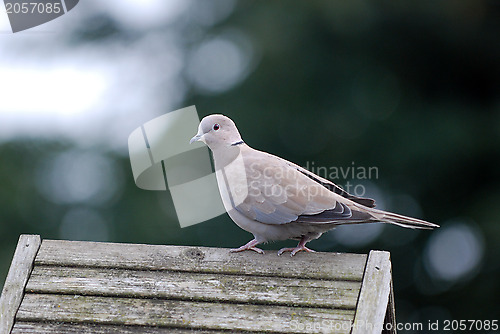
top-left (290, 163), bottom-right (376, 208)
top-left (231, 147), bottom-right (373, 225)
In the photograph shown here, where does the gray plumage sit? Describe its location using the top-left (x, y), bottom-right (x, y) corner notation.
top-left (190, 114), bottom-right (439, 256)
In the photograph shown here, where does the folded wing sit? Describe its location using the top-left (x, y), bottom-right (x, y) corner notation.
top-left (232, 149), bottom-right (373, 225)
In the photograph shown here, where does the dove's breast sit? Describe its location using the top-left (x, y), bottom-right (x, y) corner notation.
top-left (212, 148), bottom-right (280, 240)
top-left (214, 156), bottom-right (256, 230)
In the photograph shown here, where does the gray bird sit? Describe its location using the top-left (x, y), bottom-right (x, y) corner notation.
top-left (190, 114), bottom-right (439, 256)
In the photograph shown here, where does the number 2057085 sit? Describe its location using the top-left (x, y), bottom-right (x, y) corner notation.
top-left (5, 2), bottom-right (62, 14)
top-left (442, 319), bottom-right (498, 331)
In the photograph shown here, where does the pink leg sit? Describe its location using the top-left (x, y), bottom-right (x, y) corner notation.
top-left (230, 238), bottom-right (264, 254)
top-left (277, 237), bottom-right (316, 257)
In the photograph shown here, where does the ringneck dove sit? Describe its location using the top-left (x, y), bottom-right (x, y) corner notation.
top-left (190, 114), bottom-right (439, 256)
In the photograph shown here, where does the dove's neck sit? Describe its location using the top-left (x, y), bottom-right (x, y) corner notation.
top-left (212, 144), bottom-right (246, 171)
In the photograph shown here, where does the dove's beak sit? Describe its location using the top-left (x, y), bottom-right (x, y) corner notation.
top-left (190, 134), bottom-right (202, 144)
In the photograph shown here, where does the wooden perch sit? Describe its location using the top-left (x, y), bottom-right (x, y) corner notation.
top-left (0, 235), bottom-right (396, 334)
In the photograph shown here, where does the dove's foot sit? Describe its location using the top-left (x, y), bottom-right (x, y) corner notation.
top-left (230, 246), bottom-right (264, 254)
top-left (230, 239), bottom-right (264, 254)
top-left (278, 236), bottom-right (316, 256)
top-left (277, 245), bottom-right (316, 257)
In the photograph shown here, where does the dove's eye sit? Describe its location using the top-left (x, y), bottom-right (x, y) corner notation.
top-left (213, 123), bottom-right (220, 131)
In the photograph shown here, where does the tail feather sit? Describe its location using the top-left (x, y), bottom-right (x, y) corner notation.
top-left (378, 211), bottom-right (439, 230)
top-left (350, 203), bottom-right (439, 230)
top-left (297, 200), bottom-right (440, 229)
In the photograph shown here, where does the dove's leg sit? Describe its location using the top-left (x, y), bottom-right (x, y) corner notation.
top-left (230, 238), bottom-right (264, 254)
top-left (277, 236), bottom-right (316, 256)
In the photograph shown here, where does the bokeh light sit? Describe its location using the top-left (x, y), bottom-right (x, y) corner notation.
top-left (424, 221), bottom-right (484, 283)
top-left (60, 207), bottom-right (110, 241)
top-left (333, 223), bottom-right (385, 247)
top-left (187, 30), bottom-right (255, 94)
top-left (35, 150), bottom-right (123, 205)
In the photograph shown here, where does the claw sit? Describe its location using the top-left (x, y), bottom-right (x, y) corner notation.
top-left (277, 236), bottom-right (316, 256)
top-left (230, 246), bottom-right (264, 254)
top-left (230, 239), bottom-right (264, 254)
top-left (277, 245), bottom-right (316, 256)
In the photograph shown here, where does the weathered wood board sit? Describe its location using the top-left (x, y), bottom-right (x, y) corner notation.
top-left (352, 251), bottom-right (393, 334)
top-left (26, 266), bottom-right (361, 309)
top-left (34, 240), bottom-right (367, 281)
top-left (0, 235), bottom-right (41, 334)
top-left (0, 236), bottom-right (395, 333)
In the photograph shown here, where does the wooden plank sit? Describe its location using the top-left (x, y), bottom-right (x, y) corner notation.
top-left (26, 266), bottom-right (361, 309)
top-left (0, 235), bottom-right (41, 334)
top-left (16, 293), bottom-right (355, 334)
top-left (382, 280), bottom-right (397, 334)
top-left (35, 240), bottom-right (367, 281)
top-left (351, 250), bottom-right (392, 334)
top-left (12, 321), bottom-right (225, 334)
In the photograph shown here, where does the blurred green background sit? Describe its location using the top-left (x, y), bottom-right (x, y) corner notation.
top-left (1, 1), bottom-right (499, 332)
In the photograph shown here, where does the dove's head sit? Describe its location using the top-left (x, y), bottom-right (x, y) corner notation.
top-left (190, 114), bottom-right (243, 150)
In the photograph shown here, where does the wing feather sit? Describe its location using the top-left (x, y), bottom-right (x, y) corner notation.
top-left (220, 146), bottom-right (436, 230)
top-left (232, 149), bottom-right (370, 225)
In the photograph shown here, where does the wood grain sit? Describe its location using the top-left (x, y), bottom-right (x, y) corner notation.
top-left (17, 293), bottom-right (355, 334)
top-left (3, 238), bottom-right (386, 333)
top-left (0, 235), bottom-right (41, 334)
top-left (35, 240), bottom-right (367, 281)
top-left (351, 250), bottom-right (392, 334)
top-left (12, 321), bottom-right (227, 334)
top-left (26, 266), bottom-right (361, 309)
